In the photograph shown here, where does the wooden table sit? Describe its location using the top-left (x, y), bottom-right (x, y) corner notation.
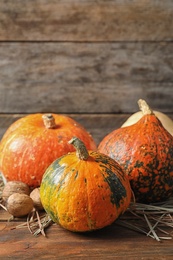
top-left (1, 114), bottom-right (173, 260)
top-left (1, 216), bottom-right (173, 260)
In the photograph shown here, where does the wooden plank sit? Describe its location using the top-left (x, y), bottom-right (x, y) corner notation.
top-left (0, 221), bottom-right (173, 259)
top-left (0, 0), bottom-right (173, 41)
top-left (0, 42), bottom-right (173, 114)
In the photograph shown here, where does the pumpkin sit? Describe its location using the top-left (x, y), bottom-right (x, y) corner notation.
top-left (40, 137), bottom-right (131, 232)
top-left (98, 99), bottom-right (173, 203)
top-left (122, 108), bottom-right (173, 136)
top-left (0, 113), bottom-right (96, 188)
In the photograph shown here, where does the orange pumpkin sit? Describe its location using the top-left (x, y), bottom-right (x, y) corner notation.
top-left (40, 137), bottom-right (131, 232)
top-left (98, 99), bottom-right (173, 203)
top-left (0, 113), bottom-right (96, 188)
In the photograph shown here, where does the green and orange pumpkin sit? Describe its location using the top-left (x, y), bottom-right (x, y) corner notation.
top-left (40, 137), bottom-right (131, 232)
top-left (0, 113), bottom-right (96, 188)
top-left (98, 99), bottom-right (173, 203)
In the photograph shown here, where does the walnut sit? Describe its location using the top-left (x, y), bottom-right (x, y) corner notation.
top-left (6, 193), bottom-right (33, 217)
top-left (2, 181), bottom-right (30, 202)
top-left (30, 187), bottom-right (43, 210)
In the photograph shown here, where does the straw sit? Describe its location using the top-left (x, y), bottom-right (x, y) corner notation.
top-left (116, 198), bottom-right (173, 241)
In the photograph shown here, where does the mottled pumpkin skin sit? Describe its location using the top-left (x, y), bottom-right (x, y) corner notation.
top-left (0, 114), bottom-right (96, 188)
top-left (40, 151), bottom-right (131, 232)
top-left (98, 115), bottom-right (173, 203)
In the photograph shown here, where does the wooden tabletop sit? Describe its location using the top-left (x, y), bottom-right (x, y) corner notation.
top-left (1, 216), bottom-right (173, 260)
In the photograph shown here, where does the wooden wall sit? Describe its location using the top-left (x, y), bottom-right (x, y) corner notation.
top-left (0, 0), bottom-right (173, 144)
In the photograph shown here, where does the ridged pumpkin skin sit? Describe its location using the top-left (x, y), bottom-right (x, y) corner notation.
top-left (98, 114), bottom-right (173, 203)
top-left (0, 114), bottom-right (96, 188)
top-left (40, 138), bottom-right (131, 232)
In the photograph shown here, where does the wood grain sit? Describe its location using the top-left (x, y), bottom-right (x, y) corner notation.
top-left (0, 221), bottom-right (173, 259)
top-left (0, 0), bottom-right (173, 41)
top-left (0, 42), bottom-right (173, 113)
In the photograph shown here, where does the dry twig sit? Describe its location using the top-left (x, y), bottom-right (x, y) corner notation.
top-left (117, 197), bottom-right (173, 241)
top-left (15, 210), bottom-right (53, 237)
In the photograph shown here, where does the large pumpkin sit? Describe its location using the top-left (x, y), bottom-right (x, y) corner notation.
top-left (98, 99), bottom-right (173, 203)
top-left (0, 114), bottom-right (96, 188)
top-left (40, 137), bottom-right (131, 232)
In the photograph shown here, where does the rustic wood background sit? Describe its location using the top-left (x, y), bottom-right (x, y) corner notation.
top-left (0, 0), bottom-right (173, 145)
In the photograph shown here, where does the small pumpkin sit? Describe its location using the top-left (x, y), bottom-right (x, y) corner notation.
top-left (98, 99), bottom-right (173, 203)
top-left (0, 113), bottom-right (96, 188)
top-left (40, 137), bottom-right (131, 232)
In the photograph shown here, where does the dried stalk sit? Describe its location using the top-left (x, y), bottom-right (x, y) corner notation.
top-left (15, 210), bottom-right (53, 237)
top-left (117, 198), bottom-right (173, 241)
top-left (0, 203), bottom-right (7, 211)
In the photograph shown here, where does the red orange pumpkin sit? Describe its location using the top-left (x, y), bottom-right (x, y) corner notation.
top-left (98, 99), bottom-right (173, 203)
top-left (0, 113), bottom-right (96, 188)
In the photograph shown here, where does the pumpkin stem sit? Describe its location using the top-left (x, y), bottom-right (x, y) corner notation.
top-left (138, 99), bottom-right (154, 115)
top-left (42, 114), bottom-right (56, 129)
top-left (68, 137), bottom-right (89, 160)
